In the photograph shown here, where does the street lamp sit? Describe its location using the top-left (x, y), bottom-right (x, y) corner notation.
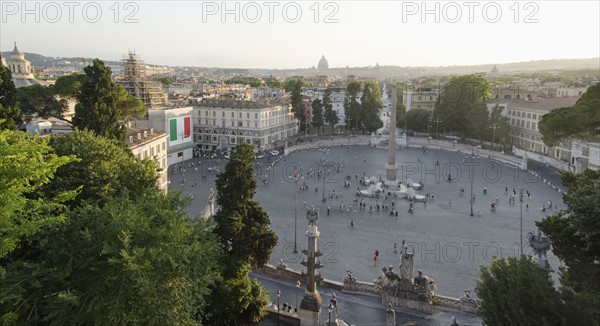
top-left (292, 168), bottom-right (302, 253)
top-left (519, 186), bottom-right (524, 257)
top-left (434, 119), bottom-right (442, 149)
top-left (469, 154), bottom-right (475, 217)
top-left (295, 280), bottom-right (301, 312)
top-left (327, 302), bottom-right (334, 326)
top-left (276, 289), bottom-right (281, 325)
top-left (490, 123), bottom-right (499, 159)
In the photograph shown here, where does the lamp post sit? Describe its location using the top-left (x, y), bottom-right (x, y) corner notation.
top-left (490, 123), bottom-right (498, 159)
top-left (469, 154), bottom-right (475, 217)
top-left (276, 289), bottom-right (281, 325)
top-left (292, 168), bottom-right (302, 253)
top-left (327, 302), bottom-right (334, 326)
top-left (519, 186), bottom-right (524, 257)
top-left (295, 280), bottom-right (300, 311)
top-left (434, 119), bottom-right (442, 149)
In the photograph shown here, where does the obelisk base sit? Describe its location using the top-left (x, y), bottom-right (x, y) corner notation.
top-left (299, 291), bottom-right (322, 326)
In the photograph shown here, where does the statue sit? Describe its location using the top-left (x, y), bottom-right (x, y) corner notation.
top-left (413, 270), bottom-right (436, 302)
top-left (207, 188), bottom-right (216, 215)
top-left (399, 244), bottom-right (414, 282)
top-left (306, 205), bottom-right (319, 224)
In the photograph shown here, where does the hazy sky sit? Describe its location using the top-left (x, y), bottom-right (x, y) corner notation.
top-left (2, 1), bottom-right (599, 69)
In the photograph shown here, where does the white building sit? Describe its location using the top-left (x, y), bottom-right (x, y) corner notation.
top-left (192, 99), bottom-right (297, 151)
top-left (570, 139), bottom-right (600, 172)
top-left (126, 127), bottom-right (169, 193)
top-left (146, 107), bottom-right (196, 166)
top-left (2, 42), bottom-right (44, 88)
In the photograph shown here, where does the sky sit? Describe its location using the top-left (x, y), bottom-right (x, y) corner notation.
top-left (1, 1), bottom-right (599, 69)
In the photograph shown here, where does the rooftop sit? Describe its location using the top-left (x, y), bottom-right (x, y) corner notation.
top-left (126, 127), bottom-right (168, 148)
top-left (506, 97), bottom-right (579, 111)
top-left (194, 98), bottom-right (288, 109)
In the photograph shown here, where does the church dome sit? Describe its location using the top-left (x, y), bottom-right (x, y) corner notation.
top-left (318, 55), bottom-right (329, 70)
top-left (10, 42), bottom-right (25, 60)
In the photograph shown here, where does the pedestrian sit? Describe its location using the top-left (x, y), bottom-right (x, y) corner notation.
top-left (449, 198), bottom-right (452, 206)
top-left (393, 242), bottom-right (398, 254)
top-left (350, 219), bottom-right (355, 227)
top-left (327, 207), bottom-right (331, 215)
top-left (374, 249), bottom-right (379, 266)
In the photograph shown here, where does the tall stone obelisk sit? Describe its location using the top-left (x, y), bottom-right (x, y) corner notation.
top-left (299, 206), bottom-right (323, 325)
top-left (386, 83), bottom-right (398, 183)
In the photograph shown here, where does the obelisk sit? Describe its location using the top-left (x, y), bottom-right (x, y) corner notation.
top-left (299, 206), bottom-right (323, 325)
top-left (386, 83), bottom-right (398, 184)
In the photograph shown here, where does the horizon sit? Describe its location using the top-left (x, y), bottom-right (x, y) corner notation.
top-left (1, 1), bottom-right (599, 69)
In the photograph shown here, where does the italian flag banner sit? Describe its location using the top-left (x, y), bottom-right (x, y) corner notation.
top-left (169, 116), bottom-right (191, 145)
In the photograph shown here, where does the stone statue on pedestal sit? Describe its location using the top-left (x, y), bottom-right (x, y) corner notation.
top-left (399, 244), bottom-right (414, 284)
top-left (385, 303), bottom-right (396, 326)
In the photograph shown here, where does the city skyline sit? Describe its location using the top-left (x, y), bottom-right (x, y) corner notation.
top-left (1, 1), bottom-right (599, 69)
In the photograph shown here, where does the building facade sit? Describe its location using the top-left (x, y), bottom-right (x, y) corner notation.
top-left (147, 107), bottom-right (195, 166)
top-left (126, 127), bottom-right (169, 193)
top-left (505, 97), bottom-right (579, 161)
top-left (192, 99), bottom-right (297, 151)
top-left (2, 42), bottom-right (44, 88)
top-left (402, 89), bottom-right (439, 112)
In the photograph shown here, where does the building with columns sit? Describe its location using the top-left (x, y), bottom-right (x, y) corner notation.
top-left (2, 42), bottom-right (44, 88)
top-left (191, 98), bottom-right (298, 151)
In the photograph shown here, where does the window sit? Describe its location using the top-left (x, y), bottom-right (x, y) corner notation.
top-left (144, 150), bottom-right (148, 158)
top-left (527, 113), bottom-right (531, 119)
top-left (231, 112), bottom-right (234, 118)
top-left (222, 111), bottom-right (225, 117)
top-left (254, 122), bottom-right (258, 128)
top-left (246, 121), bottom-right (250, 127)
top-left (239, 112), bottom-right (242, 118)
top-left (137, 153), bottom-right (141, 160)
top-left (205, 119), bottom-right (209, 125)
top-left (151, 147), bottom-right (155, 156)
top-left (177, 151), bottom-right (183, 157)
top-left (532, 123), bottom-right (537, 131)
top-left (532, 114), bottom-right (537, 119)
top-left (162, 142), bottom-right (165, 151)
top-left (526, 122), bottom-right (530, 129)
top-left (238, 121), bottom-right (243, 127)
top-left (231, 120), bottom-right (235, 127)
top-left (205, 110), bottom-right (209, 116)
top-left (212, 111), bottom-right (216, 117)
top-left (255, 113), bottom-right (258, 119)
top-left (221, 120), bottom-right (225, 127)
top-left (247, 113), bottom-right (250, 118)
top-left (157, 144), bottom-right (160, 153)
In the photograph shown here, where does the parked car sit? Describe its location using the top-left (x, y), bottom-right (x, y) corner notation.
top-left (270, 150), bottom-right (280, 156)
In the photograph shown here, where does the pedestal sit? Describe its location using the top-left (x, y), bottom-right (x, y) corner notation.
top-left (299, 291), bottom-right (322, 326)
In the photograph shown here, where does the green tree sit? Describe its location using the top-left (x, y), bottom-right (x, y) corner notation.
top-left (0, 62), bottom-right (20, 130)
top-left (214, 143), bottom-right (277, 267)
top-left (434, 74), bottom-right (492, 137)
top-left (360, 81), bottom-right (383, 133)
top-left (323, 87), bottom-right (339, 134)
top-left (290, 79), bottom-right (306, 132)
top-left (475, 257), bottom-right (565, 326)
top-left (311, 98), bottom-right (324, 134)
top-left (52, 73), bottom-right (86, 99)
top-left (488, 104), bottom-right (511, 148)
top-left (115, 84), bottom-right (147, 120)
top-left (209, 143), bottom-right (277, 324)
top-left (539, 84), bottom-right (600, 147)
top-left (537, 170), bottom-right (600, 324)
top-left (44, 130), bottom-right (159, 208)
top-left (17, 84), bottom-right (70, 123)
top-left (344, 82), bottom-right (362, 132)
top-left (1, 190), bottom-right (221, 325)
top-left (466, 102), bottom-right (490, 140)
top-left (399, 109), bottom-right (431, 132)
top-left (283, 78), bottom-right (308, 92)
top-left (72, 59), bottom-right (126, 142)
top-left (0, 130), bottom-right (77, 266)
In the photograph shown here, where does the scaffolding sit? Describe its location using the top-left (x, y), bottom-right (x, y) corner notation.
top-left (119, 52), bottom-right (168, 109)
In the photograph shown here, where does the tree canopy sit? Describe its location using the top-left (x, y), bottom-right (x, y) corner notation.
top-left (539, 83), bottom-right (600, 147)
top-left (0, 63), bottom-right (20, 130)
top-left (311, 98), bottom-right (324, 134)
top-left (72, 59), bottom-right (126, 141)
top-left (360, 81), bottom-right (383, 133)
top-left (208, 143), bottom-right (277, 324)
top-left (475, 257), bottom-right (565, 326)
top-left (537, 170), bottom-right (600, 324)
top-left (344, 82), bottom-right (362, 131)
top-left (289, 79), bottom-right (306, 132)
top-left (44, 129), bottom-right (159, 208)
top-left (398, 108), bottom-right (431, 132)
top-left (434, 74), bottom-right (492, 137)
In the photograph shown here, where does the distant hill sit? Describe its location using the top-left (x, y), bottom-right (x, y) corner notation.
top-left (2, 51), bottom-right (598, 76)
